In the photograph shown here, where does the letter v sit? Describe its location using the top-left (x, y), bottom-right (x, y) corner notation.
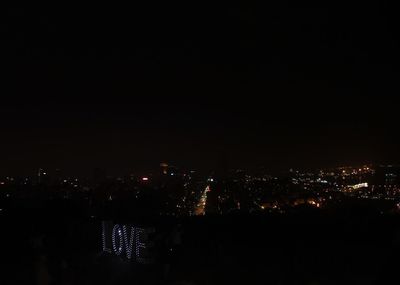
top-left (123, 225), bottom-right (135, 260)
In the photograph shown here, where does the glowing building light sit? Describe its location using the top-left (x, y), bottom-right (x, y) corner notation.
top-left (142, 177), bottom-right (149, 181)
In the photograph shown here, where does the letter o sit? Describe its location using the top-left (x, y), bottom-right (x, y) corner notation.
top-left (112, 224), bottom-right (123, 256)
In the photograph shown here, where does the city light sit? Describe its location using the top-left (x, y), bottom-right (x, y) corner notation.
top-left (349, 183), bottom-right (368, 190)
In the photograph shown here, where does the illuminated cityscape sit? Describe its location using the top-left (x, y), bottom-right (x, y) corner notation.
top-left (3, 0), bottom-right (400, 284)
top-left (2, 163), bottom-right (400, 217)
top-left (2, 163), bottom-right (400, 283)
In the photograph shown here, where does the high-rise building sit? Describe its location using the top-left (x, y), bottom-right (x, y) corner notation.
top-left (160, 162), bottom-right (169, 175)
top-left (37, 168), bottom-right (47, 184)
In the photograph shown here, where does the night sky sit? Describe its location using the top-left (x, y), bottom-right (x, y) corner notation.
top-left (1, 2), bottom-right (399, 176)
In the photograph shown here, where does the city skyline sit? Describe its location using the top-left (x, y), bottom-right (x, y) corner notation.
top-left (1, 160), bottom-right (399, 178)
top-left (2, 2), bottom-right (400, 283)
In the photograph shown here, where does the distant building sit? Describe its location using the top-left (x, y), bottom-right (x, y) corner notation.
top-left (160, 162), bottom-right (169, 175)
top-left (37, 168), bottom-right (48, 184)
top-left (373, 165), bottom-right (400, 186)
top-left (159, 162), bottom-right (179, 177)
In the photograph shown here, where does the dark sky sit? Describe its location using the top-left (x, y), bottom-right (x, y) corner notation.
top-left (1, 2), bottom-right (399, 176)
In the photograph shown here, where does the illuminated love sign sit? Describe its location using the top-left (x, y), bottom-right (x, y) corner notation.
top-left (102, 221), bottom-right (155, 263)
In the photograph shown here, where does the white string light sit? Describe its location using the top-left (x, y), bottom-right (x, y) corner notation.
top-left (135, 227), bottom-right (155, 264)
top-left (102, 221), bottom-right (112, 253)
top-left (112, 224), bottom-right (123, 256)
top-left (123, 225), bottom-right (135, 259)
top-left (103, 222), bottom-right (155, 263)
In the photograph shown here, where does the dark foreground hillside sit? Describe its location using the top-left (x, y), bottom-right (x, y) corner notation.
top-left (1, 201), bottom-right (399, 285)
